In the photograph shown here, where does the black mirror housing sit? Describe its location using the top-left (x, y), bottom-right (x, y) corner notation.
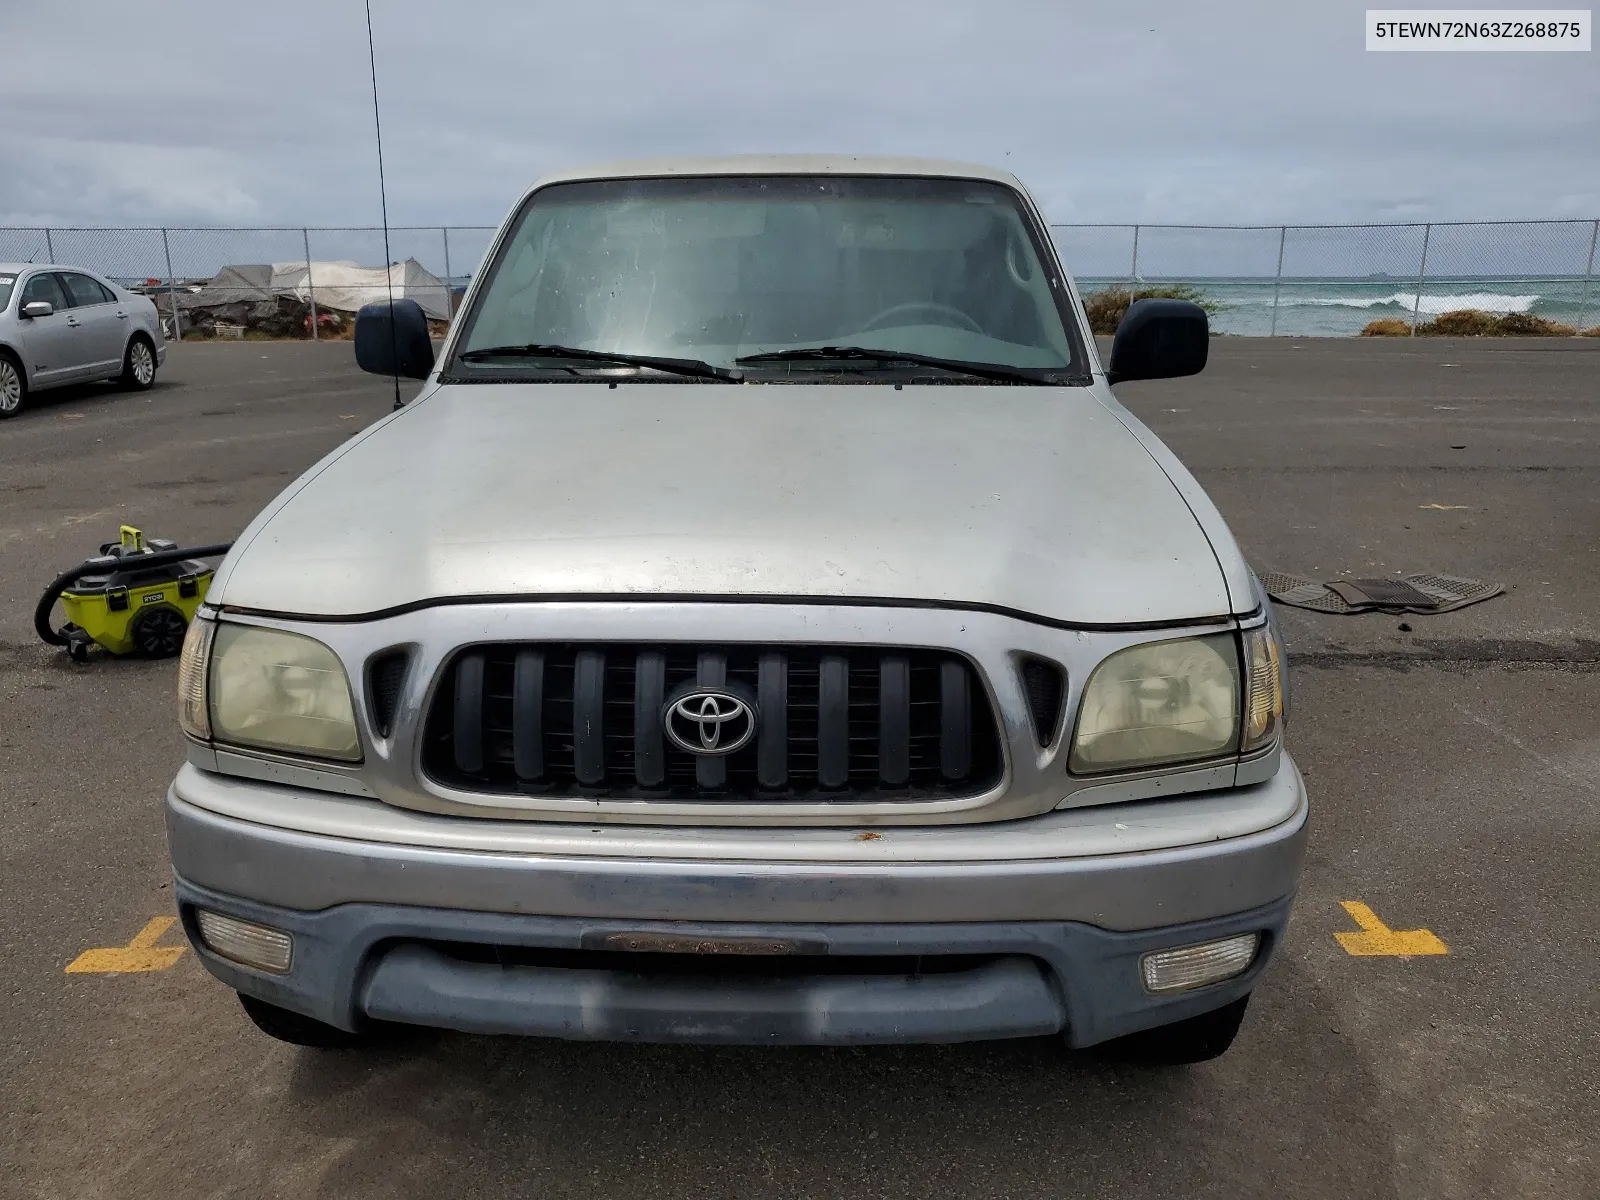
top-left (354, 298), bottom-right (435, 381)
top-left (1105, 299), bottom-right (1209, 385)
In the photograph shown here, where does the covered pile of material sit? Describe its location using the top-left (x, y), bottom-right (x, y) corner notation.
top-left (155, 259), bottom-right (451, 337)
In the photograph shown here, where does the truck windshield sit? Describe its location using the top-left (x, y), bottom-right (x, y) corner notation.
top-left (452, 175), bottom-right (1084, 382)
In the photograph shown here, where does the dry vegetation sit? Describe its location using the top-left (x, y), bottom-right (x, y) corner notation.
top-left (1361, 309), bottom-right (1597, 337)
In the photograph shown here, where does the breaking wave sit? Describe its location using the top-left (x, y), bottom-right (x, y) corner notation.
top-left (1291, 291), bottom-right (1540, 314)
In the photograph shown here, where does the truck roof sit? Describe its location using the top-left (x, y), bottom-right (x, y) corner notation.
top-left (528, 154), bottom-right (1025, 191)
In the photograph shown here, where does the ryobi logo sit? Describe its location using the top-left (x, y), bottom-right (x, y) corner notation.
top-left (141, 592), bottom-right (165, 605)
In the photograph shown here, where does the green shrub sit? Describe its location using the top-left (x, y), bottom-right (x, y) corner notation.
top-left (1082, 284), bottom-right (1219, 335)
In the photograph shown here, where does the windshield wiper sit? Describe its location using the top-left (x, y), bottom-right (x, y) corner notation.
top-left (736, 346), bottom-right (1053, 385)
top-left (456, 344), bottom-right (742, 382)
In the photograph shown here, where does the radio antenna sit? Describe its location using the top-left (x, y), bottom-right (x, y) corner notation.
top-left (364, 0), bottom-right (402, 409)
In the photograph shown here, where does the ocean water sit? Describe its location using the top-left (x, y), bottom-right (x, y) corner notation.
top-left (1077, 276), bottom-right (1598, 336)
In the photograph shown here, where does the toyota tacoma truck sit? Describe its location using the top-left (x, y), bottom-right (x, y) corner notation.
top-left (167, 156), bottom-right (1304, 1063)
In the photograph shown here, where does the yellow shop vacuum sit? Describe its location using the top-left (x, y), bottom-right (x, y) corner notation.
top-left (36, 527), bottom-right (233, 661)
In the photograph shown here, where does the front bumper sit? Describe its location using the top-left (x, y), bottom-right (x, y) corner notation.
top-left (175, 878), bottom-right (1291, 1047)
top-left (166, 757), bottom-right (1307, 1047)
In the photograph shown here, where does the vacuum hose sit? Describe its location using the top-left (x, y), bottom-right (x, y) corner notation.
top-left (34, 543), bottom-right (234, 647)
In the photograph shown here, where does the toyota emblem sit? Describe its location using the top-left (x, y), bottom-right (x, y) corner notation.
top-left (662, 683), bottom-right (759, 757)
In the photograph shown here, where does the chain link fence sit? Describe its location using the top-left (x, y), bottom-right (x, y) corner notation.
top-left (3, 219), bottom-right (1596, 338)
top-left (0, 225), bottom-right (497, 340)
top-left (1054, 219), bottom-right (1599, 336)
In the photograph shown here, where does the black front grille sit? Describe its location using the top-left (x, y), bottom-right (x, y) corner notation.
top-left (422, 644), bottom-right (1003, 802)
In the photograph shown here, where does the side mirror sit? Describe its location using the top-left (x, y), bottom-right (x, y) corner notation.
top-left (1105, 299), bottom-right (1208, 385)
top-left (354, 298), bottom-right (435, 381)
top-left (20, 300), bottom-right (53, 319)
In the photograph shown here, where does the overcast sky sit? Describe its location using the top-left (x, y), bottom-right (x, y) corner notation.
top-left (2, 1), bottom-right (1596, 229)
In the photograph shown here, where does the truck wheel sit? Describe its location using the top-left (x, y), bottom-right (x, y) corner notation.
top-left (0, 351), bottom-right (25, 418)
top-left (120, 334), bottom-right (157, 391)
top-left (1100, 994), bottom-right (1250, 1065)
top-left (237, 993), bottom-right (376, 1049)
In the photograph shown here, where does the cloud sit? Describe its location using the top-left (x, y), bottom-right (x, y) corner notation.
top-left (1, 0), bottom-right (1595, 227)
top-left (0, 138), bottom-right (264, 226)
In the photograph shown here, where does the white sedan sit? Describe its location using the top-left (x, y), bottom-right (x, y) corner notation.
top-left (0, 263), bottom-right (166, 419)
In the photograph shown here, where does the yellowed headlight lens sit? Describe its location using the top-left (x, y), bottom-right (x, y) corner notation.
top-left (1070, 634), bottom-right (1240, 773)
top-left (209, 624), bottom-right (360, 762)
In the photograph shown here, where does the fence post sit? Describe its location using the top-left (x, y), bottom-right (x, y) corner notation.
top-left (302, 228), bottom-right (318, 341)
top-left (161, 228), bottom-right (183, 341)
top-left (1577, 218), bottom-right (1599, 333)
top-left (1129, 224), bottom-right (1140, 287)
top-left (1269, 225), bottom-right (1287, 337)
top-left (45, 228), bottom-right (55, 262)
top-left (1409, 223), bottom-right (1432, 336)
top-left (442, 226), bottom-right (453, 314)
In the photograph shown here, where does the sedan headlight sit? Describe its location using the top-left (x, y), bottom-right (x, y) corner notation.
top-left (1070, 634), bottom-right (1240, 773)
top-left (204, 623), bottom-right (361, 762)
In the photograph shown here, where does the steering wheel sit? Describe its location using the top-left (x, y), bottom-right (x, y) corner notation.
top-left (860, 301), bottom-right (984, 335)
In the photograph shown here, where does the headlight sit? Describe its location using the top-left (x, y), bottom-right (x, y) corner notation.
top-left (207, 624), bottom-right (361, 762)
top-left (1070, 634), bottom-right (1240, 773)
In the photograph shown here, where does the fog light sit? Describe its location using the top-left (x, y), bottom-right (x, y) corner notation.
top-left (1140, 933), bottom-right (1259, 993)
top-left (195, 910), bottom-right (293, 974)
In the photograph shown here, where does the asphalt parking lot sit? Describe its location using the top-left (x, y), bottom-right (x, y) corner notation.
top-left (2, 338), bottom-right (1596, 1199)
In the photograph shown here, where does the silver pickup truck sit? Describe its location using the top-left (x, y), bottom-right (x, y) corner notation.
top-left (167, 155), bottom-right (1304, 1063)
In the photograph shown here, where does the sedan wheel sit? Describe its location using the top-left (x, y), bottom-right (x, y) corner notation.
top-left (0, 356), bottom-right (24, 418)
top-left (121, 337), bottom-right (157, 391)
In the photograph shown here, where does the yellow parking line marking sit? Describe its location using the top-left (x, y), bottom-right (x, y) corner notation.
top-left (65, 917), bottom-right (186, 974)
top-left (1335, 901), bottom-right (1448, 957)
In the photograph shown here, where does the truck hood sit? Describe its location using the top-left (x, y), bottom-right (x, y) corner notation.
top-left (213, 383), bottom-right (1245, 626)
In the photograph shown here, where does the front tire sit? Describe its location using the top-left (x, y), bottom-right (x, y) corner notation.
top-left (120, 335), bottom-right (157, 391)
top-left (1100, 994), bottom-right (1250, 1065)
top-left (0, 351), bottom-right (25, 418)
top-left (237, 993), bottom-right (376, 1049)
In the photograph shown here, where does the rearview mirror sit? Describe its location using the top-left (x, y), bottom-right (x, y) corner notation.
top-left (354, 298), bottom-right (435, 381)
top-left (20, 300), bottom-right (53, 319)
top-left (1105, 299), bottom-right (1208, 385)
